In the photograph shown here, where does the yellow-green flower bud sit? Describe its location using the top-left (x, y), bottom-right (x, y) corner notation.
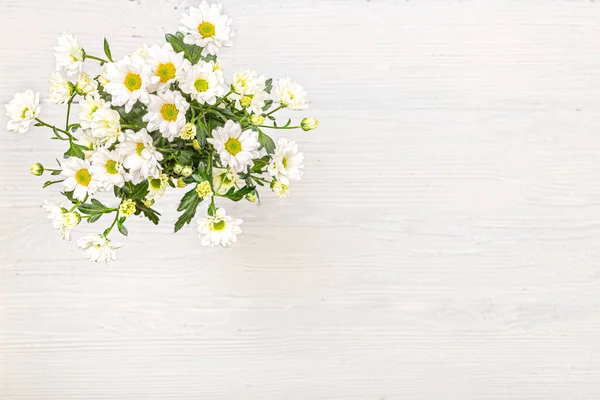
top-left (61, 211), bottom-right (81, 228)
top-left (181, 166), bottom-right (193, 177)
top-left (173, 163), bottom-right (184, 175)
top-left (30, 163), bottom-right (44, 176)
top-left (250, 114), bottom-right (265, 126)
top-left (301, 117), bottom-right (319, 131)
top-left (240, 95), bottom-right (253, 108)
top-left (195, 181), bottom-right (213, 198)
top-left (245, 191), bottom-right (258, 203)
top-left (192, 139), bottom-right (201, 151)
top-left (176, 178), bottom-right (187, 188)
top-left (179, 123), bottom-right (197, 140)
top-left (119, 199), bottom-right (136, 217)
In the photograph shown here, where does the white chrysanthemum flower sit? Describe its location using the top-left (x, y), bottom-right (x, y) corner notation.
top-left (145, 43), bottom-right (188, 92)
top-left (275, 77), bottom-right (308, 110)
top-left (207, 120), bottom-right (259, 173)
top-left (267, 138), bottom-right (304, 185)
top-left (178, 60), bottom-right (224, 105)
top-left (49, 73), bottom-right (73, 104)
top-left (103, 54), bottom-right (157, 112)
top-left (229, 69), bottom-right (268, 114)
top-left (212, 167), bottom-right (245, 195)
top-left (90, 147), bottom-right (129, 190)
top-left (73, 129), bottom-right (100, 159)
top-left (143, 90), bottom-right (190, 141)
top-left (134, 43), bottom-right (151, 58)
top-left (117, 129), bottom-right (164, 183)
top-left (78, 94), bottom-right (107, 131)
top-left (179, 122), bottom-right (197, 140)
top-left (5, 90), bottom-right (41, 133)
top-left (61, 157), bottom-right (100, 200)
top-left (77, 234), bottom-right (122, 264)
top-left (271, 179), bottom-right (290, 198)
top-left (90, 105), bottom-right (123, 146)
top-left (179, 2), bottom-right (233, 56)
top-left (197, 208), bottom-right (242, 247)
top-left (147, 174), bottom-right (169, 200)
top-left (75, 72), bottom-right (99, 96)
top-left (54, 32), bottom-right (84, 76)
top-left (42, 201), bottom-right (81, 241)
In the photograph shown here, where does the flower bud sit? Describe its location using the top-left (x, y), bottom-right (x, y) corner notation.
top-left (181, 165), bottom-right (193, 177)
top-left (195, 181), bottom-right (213, 198)
top-left (173, 163), bottom-right (184, 175)
top-left (240, 95), bottom-right (252, 108)
top-left (245, 191), bottom-right (258, 203)
top-left (176, 178), bottom-right (187, 188)
top-left (271, 179), bottom-right (289, 198)
top-left (192, 139), bottom-right (201, 151)
top-left (301, 117), bottom-right (319, 131)
top-left (118, 199), bottom-right (136, 217)
top-left (250, 114), bottom-right (265, 126)
top-left (179, 123), bottom-right (197, 140)
top-left (61, 211), bottom-right (81, 229)
top-left (30, 163), bottom-right (44, 176)
top-left (143, 198), bottom-right (154, 208)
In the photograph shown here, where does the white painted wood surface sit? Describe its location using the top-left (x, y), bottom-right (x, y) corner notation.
top-left (2, 0), bottom-right (600, 398)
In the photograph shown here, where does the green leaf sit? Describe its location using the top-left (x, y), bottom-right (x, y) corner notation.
top-left (78, 201), bottom-right (112, 216)
top-left (43, 180), bottom-right (63, 189)
top-left (117, 219), bottom-right (128, 236)
top-left (129, 181), bottom-right (149, 200)
top-left (177, 149), bottom-right (195, 166)
top-left (174, 187), bottom-right (202, 232)
top-left (258, 130), bottom-right (276, 154)
top-left (165, 33), bottom-right (186, 54)
top-left (262, 99), bottom-right (274, 111)
top-left (64, 140), bottom-right (87, 160)
top-left (222, 185), bottom-right (256, 202)
top-left (134, 201), bottom-right (161, 225)
top-left (264, 78), bottom-right (273, 94)
top-left (88, 214), bottom-right (103, 223)
top-left (103, 38), bottom-right (114, 62)
top-left (250, 155), bottom-right (270, 173)
top-left (177, 187), bottom-right (200, 212)
top-left (165, 33), bottom-right (204, 64)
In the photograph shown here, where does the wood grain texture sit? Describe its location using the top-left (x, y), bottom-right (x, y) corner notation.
top-left (2, 0), bottom-right (600, 398)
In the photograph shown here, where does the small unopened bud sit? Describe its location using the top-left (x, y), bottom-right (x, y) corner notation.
top-left (250, 114), bottom-right (265, 126)
top-left (181, 165), bottom-right (193, 177)
top-left (245, 191), bottom-right (258, 203)
top-left (30, 163), bottom-right (44, 176)
top-left (271, 179), bottom-right (289, 199)
top-left (179, 123), bottom-right (197, 140)
top-left (176, 178), bottom-right (187, 188)
top-left (143, 198), bottom-right (154, 208)
top-left (301, 117), bottom-right (319, 131)
top-left (195, 181), bottom-right (213, 198)
top-left (192, 139), bottom-right (201, 151)
top-left (240, 95), bottom-right (252, 108)
top-left (61, 211), bottom-right (81, 228)
top-left (173, 163), bottom-right (184, 175)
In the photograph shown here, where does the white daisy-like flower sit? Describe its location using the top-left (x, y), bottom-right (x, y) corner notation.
top-left (271, 179), bottom-right (290, 198)
top-left (117, 129), bottom-right (164, 183)
top-left (143, 90), bottom-right (190, 141)
top-left (145, 43), bottom-right (188, 92)
top-left (207, 120), bottom-right (260, 173)
top-left (134, 43), bottom-right (151, 58)
top-left (275, 77), bottom-right (308, 110)
top-left (75, 72), bottom-right (99, 96)
top-left (90, 105), bottom-right (123, 146)
top-left (5, 90), bottom-right (41, 133)
top-left (229, 69), bottom-right (269, 114)
top-left (60, 157), bottom-right (100, 200)
top-left (267, 138), bottom-right (304, 185)
top-left (197, 208), bottom-right (242, 247)
top-left (49, 72), bottom-right (73, 104)
top-left (72, 129), bottom-right (100, 160)
top-left (103, 54), bottom-right (157, 112)
top-left (179, 2), bottom-right (233, 56)
top-left (178, 61), bottom-right (224, 105)
top-left (78, 94), bottom-right (107, 131)
top-left (54, 32), bottom-right (84, 76)
top-left (42, 201), bottom-right (81, 241)
top-left (212, 167), bottom-right (245, 195)
top-left (77, 234), bottom-right (123, 264)
top-left (147, 174), bottom-right (169, 200)
top-left (90, 147), bottom-right (129, 190)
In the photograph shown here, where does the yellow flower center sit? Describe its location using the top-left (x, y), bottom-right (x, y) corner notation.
top-left (135, 142), bottom-right (145, 156)
top-left (224, 138), bottom-right (242, 155)
top-left (160, 103), bottom-right (179, 121)
top-left (124, 72), bottom-right (142, 92)
top-left (282, 157), bottom-right (288, 168)
top-left (211, 219), bottom-right (226, 231)
top-left (194, 78), bottom-right (209, 92)
top-left (75, 168), bottom-right (91, 186)
top-left (198, 21), bottom-right (216, 38)
top-left (156, 62), bottom-right (176, 83)
top-left (240, 96), bottom-right (252, 108)
top-left (149, 178), bottom-right (162, 189)
top-left (105, 160), bottom-right (119, 175)
top-left (21, 107), bottom-right (29, 119)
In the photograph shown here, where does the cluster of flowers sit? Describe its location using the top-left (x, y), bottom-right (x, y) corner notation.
top-left (5, 2), bottom-right (318, 263)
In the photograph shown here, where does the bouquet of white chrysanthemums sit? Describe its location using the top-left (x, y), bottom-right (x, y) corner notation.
top-left (5, 2), bottom-right (318, 263)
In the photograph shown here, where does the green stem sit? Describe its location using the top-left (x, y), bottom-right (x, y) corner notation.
top-left (65, 94), bottom-right (76, 132)
top-left (84, 54), bottom-right (109, 64)
top-left (35, 118), bottom-right (70, 140)
top-left (211, 89), bottom-right (233, 108)
top-left (259, 125), bottom-right (301, 130)
top-left (69, 194), bottom-right (88, 212)
top-left (208, 150), bottom-right (216, 216)
top-left (266, 105), bottom-right (285, 117)
top-left (104, 209), bottom-right (121, 237)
